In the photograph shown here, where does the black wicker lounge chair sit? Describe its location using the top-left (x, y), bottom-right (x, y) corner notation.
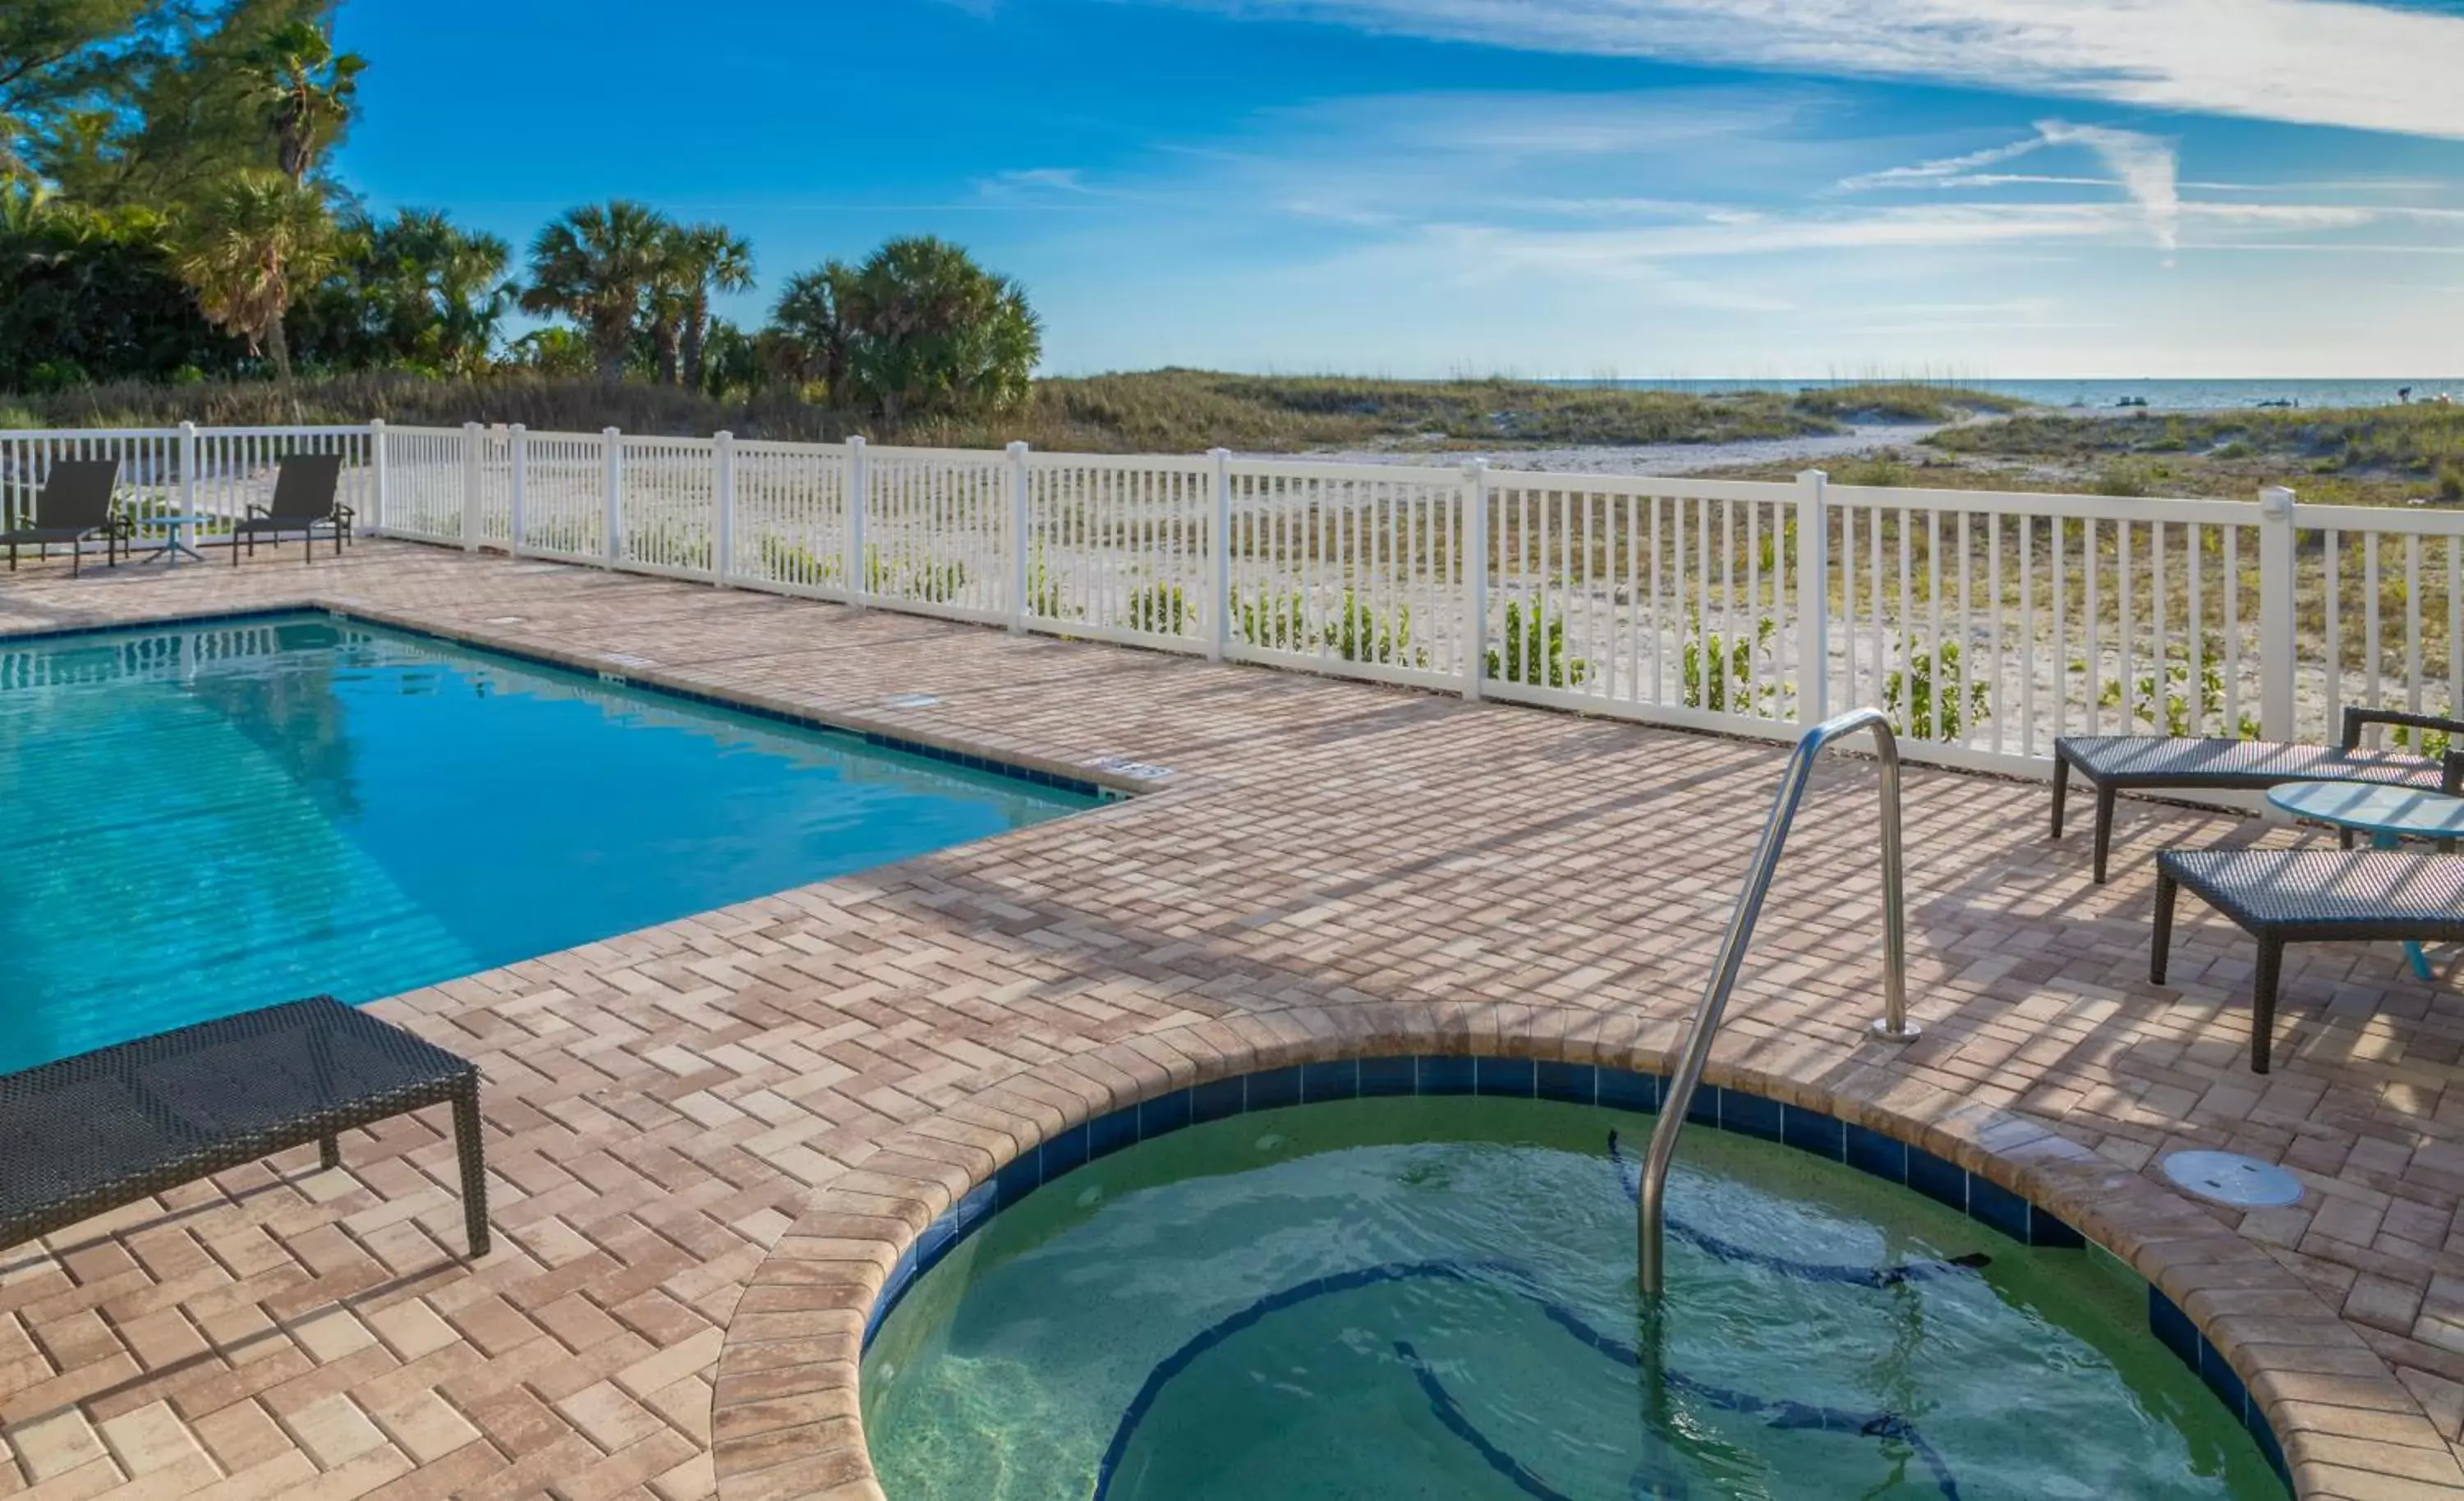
top-left (2152, 848), bottom-right (2464, 1072)
top-left (1, 457), bottom-right (126, 577)
top-left (0, 996), bottom-right (488, 1255)
top-left (232, 452), bottom-right (352, 563)
top-left (2055, 709), bottom-right (2464, 882)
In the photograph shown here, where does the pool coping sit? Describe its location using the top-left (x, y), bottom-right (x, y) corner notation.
top-left (0, 599), bottom-right (1158, 802)
top-left (711, 1008), bottom-right (2461, 1501)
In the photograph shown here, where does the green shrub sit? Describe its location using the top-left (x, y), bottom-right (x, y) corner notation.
top-left (1231, 587), bottom-right (1423, 665)
top-left (756, 534), bottom-right (840, 585)
top-left (2389, 722), bottom-right (2453, 760)
top-left (1326, 590), bottom-right (1418, 665)
top-left (1681, 617), bottom-right (1775, 714)
top-left (1885, 641), bottom-right (1991, 740)
top-left (1026, 545), bottom-right (1070, 618)
top-left (1128, 581), bottom-right (1190, 635)
top-left (1486, 599), bottom-right (1590, 687)
top-left (2099, 654), bottom-right (2256, 738)
top-left (864, 549), bottom-right (968, 603)
top-left (1836, 456), bottom-right (1910, 488)
top-left (1235, 589), bottom-right (1311, 650)
top-left (2093, 462), bottom-right (2150, 498)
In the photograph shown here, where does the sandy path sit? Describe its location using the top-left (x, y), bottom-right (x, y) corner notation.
top-left (1281, 420), bottom-right (1945, 477)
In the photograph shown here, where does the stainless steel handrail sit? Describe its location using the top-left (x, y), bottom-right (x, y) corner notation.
top-left (1637, 707), bottom-right (1915, 1297)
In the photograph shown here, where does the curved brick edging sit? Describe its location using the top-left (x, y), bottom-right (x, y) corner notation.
top-left (711, 1003), bottom-right (2462, 1501)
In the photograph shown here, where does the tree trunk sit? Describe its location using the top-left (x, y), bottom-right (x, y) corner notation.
top-left (681, 295), bottom-right (709, 393)
top-left (592, 314), bottom-right (627, 385)
top-left (654, 318), bottom-right (680, 388)
top-left (266, 310), bottom-right (292, 381)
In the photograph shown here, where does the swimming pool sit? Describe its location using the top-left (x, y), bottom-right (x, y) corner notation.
top-left (0, 611), bottom-right (1100, 1073)
top-left (863, 1088), bottom-right (2287, 1500)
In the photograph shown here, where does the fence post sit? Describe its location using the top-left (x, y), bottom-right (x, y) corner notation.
top-left (1795, 469), bottom-right (1830, 724)
top-left (2259, 485), bottom-right (2297, 740)
top-left (602, 427), bottom-right (623, 567)
top-left (508, 425), bottom-right (528, 557)
top-left (1208, 448), bottom-right (1232, 662)
top-left (714, 430), bottom-right (736, 586)
top-left (846, 434), bottom-right (868, 607)
top-left (1464, 458), bottom-right (1489, 700)
top-left (460, 420), bottom-right (482, 552)
top-left (1008, 440), bottom-right (1032, 632)
top-left (366, 420), bottom-right (386, 535)
top-left (175, 421), bottom-right (200, 539)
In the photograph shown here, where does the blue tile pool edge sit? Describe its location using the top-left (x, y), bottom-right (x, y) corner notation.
top-left (0, 603), bottom-right (1129, 803)
top-left (864, 1058), bottom-right (2293, 1495)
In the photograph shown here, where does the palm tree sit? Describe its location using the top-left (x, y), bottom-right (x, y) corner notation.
top-left (643, 238), bottom-right (690, 387)
top-left (0, 111), bottom-right (30, 184)
top-left (767, 261), bottom-right (858, 402)
top-left (172, 169), bottom-right (335, 379)
top-left (671, 222), bottom-right (752, 392)
top-left (245, 21), bottom-right (365, 186)
top-left (520, 200), bottom-right (669, 384)
top-left (359, 209), bottom-right (513, 375)
top-left (836, 236), bottom-right (1041, 420)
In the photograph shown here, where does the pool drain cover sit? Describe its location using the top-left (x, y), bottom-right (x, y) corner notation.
top-left (883, 693), bottom-right (941, 709)
top-left (2161, 1150), bottom-right (2302, 1208)
top-left (1086, 754), bottom-right (1174, 780)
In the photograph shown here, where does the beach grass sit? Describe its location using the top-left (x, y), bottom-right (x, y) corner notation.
top-left (2, 370), bottom-right (2013, 454)
top-left (1924, 404), bottom-right (2464, 501)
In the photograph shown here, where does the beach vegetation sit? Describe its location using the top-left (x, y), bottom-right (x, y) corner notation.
top-left (1487, 599), bottom-right (1589, 687)
top-left (1885, 642), bottom-right (1989, 741)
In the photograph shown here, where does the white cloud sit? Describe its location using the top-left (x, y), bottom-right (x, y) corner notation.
top-left (993, 168), bottom-right (1095, 193)
top-left (1435, 204), bottom-right (2137, 264)
top-left (1835, 137), bottom-right (2051, 191)
top-left (1842, 121), bottom-right (2181, 251)
top-left (2038, 122), bottom-right (2179, 255)
top-left (1146, 0), bottom-right (2464, 139)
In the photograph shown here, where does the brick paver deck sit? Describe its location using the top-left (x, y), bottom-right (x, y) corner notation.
top-left (5, 542), bottom-right (2464, 1499)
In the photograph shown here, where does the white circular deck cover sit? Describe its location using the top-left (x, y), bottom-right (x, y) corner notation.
top-left (2160, 1150), bottom-right (2303, 1208)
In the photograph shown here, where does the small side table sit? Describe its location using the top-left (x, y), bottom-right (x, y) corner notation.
top-left (139, 514), bottom-right (214, 567)
top-left (2266, 779), bottom-right (2464, 979)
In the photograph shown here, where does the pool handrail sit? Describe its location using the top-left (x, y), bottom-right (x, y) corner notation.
top-left (1637, 707), bottom-right (1915, 1297)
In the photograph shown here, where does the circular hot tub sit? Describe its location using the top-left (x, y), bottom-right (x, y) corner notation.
top-left (859, 1064), bottom-right (2287, 1500)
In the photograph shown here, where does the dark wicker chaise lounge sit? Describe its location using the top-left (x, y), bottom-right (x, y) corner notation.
top-left (2055, 708), bottom-right (2464, 882)
top-left (2152, 848), bottom-right (2464, 1072)
top-left (1, 457), bottom-right (126, 577)
top-left (0, 996), bottom-right (488, 1255)
top-left (232, 452), bottom-right (352, 563)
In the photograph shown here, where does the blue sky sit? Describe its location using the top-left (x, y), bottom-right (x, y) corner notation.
top-left (333, 0), bottom-right (2464, 378)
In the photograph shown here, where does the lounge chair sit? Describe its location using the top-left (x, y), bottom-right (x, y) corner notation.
top-left (2054, 709), bottom-right (2464, 882)
top-left (0, 996), bottom-right (489, 1255)
top-left (2152, 848), bottom-right (2464, 1072)
top-left (1, 458), bottom-right (126, 577)
top-left (232, 452), bottom-right (352, 564)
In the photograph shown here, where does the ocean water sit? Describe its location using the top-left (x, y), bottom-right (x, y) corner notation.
top-left (1581, 378), bottom-right (2462, 413)
top-left (0, 613), bottom-right (1099, 1072)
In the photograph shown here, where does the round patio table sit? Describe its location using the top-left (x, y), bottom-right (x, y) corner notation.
top-left (139, 513), bottom-right (214, 568)
top-left (2266, 779), bottom-right (2464, 979)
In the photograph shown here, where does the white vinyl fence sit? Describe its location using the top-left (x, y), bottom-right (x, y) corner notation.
top-left (0, 425), bottom-right (375, 551)
top-left (6, 418), bottom-right (2456, 776)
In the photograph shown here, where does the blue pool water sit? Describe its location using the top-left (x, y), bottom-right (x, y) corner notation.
top-left (867, 1097), bottom-right (2286, 1500)
top-left (0, 612), bottom-right (1099, 1072)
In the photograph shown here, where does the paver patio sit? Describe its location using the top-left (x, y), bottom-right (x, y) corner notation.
top-left (5, 541), bottom-right (2464, 1499)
